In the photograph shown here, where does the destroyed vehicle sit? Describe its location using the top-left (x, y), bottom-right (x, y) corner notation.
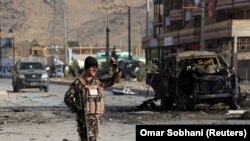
top-left (146, 51), bottom-right (245, 110)
top-left (12, 61), bottom-right (50, 92)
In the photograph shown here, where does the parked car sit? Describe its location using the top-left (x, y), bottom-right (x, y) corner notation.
top-left (146, 51), bottom-right (246, 110)
top-left (55, 69), bottom-right (64, 77)
top-left (118, 60), bottom-right (141, 79)
top-left (12, 61), bottom-right (50, 92)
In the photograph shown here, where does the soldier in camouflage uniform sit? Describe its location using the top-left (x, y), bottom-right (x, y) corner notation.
top-left (64, 56), bottom-right (121, 141)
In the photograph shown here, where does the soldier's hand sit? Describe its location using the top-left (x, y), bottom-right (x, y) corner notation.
top-left (110, 57), bottom-right (118, 67)
top-left (71, 105), bottom-right (83, 113)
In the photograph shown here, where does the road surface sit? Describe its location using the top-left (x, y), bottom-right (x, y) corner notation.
top-left (0, 78), bottom-right (250, 141)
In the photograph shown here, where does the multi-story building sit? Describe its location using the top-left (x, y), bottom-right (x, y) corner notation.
top-left (142, 0), bottom-right (250, 80)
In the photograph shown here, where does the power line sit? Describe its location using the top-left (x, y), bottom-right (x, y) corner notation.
top-left (99, 0), bottom-right (135, 61)
top-left (111, 5), bottom-right (132, 60)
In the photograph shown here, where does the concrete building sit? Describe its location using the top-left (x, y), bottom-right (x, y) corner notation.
top-left (142, 0), bottom-right (250, 80)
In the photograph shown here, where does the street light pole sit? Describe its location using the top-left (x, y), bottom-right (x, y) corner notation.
top-left (146, 0), bottom-right (150, 37)
top-left (128, 6), bottom-right (132, 60)
top-left (63, 0), bottom-right (68, 65)
top-left (12, 35), bottom-right (15, 67)
top-left (99, 0), bottom-right (114, 63)
top-left (106, 11), bottom-right (110, 63)
top-left (139, 23), bottom-right (142, 57)
top-left (0, 32), bottom-right (1, 77)
top-left (110, 4), bottom-right (131, 60)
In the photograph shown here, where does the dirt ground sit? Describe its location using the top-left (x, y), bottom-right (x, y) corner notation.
top-left (0, 80), bottom-right (250, 141)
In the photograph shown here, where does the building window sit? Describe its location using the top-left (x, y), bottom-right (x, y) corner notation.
top-left (33, 50), bottom-right (43, 56)
top-left (34, 50), bottom-right (38, 55)
top-left (237, 37), bottom-right (250, 52)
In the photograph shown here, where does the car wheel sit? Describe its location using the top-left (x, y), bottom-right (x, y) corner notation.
top-left (13, 85), bottom-right (20, 92)
top-left (230, 87), bottom-right (242, 109)
top-left (160, 95), bottom-right (174, 110)
top-left (175, 90), bottom-right (194, 110)
top-left (44, 86), bottom-right (49, 92)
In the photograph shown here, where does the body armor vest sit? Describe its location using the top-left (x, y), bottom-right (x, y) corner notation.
top-left (78, 77), bottom-right (105, 114)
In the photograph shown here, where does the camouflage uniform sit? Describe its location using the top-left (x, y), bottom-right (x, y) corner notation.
top-left (64, 67), bottom-right (120, 141)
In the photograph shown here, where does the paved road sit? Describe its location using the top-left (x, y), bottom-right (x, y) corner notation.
top-left (0, 78), bottom-right (250, 141)
top-left (0, 78), bottom-right (150, 108)
top-left (0, 78), bottom-right (151, 141)
top-left (0, 78), bottom-right (67, 107)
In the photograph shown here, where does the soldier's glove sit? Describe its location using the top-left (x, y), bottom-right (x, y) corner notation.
top-left (77, 106), bottom-right (85, 113)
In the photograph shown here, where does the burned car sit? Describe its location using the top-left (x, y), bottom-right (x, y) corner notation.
top-left (146, 51), bottom-right (246, 110)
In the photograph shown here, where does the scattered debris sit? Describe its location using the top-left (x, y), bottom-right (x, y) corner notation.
top-left (240, 111), bottom-right (250, 119)
top-left (62, 139), bottom-right (72, 141)
top-left (226, 110), bottom-right (247, 115)
top-left (137, 98), bottom-right (157, 110)
top-left (10, 108), bottom-right (25, 112)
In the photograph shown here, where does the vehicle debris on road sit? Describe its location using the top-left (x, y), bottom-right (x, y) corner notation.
top-left (112, 86), bottom-right (138, 95)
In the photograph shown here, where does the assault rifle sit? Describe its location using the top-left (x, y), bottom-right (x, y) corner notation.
top-left (77, 78), bottom-right (89, 141)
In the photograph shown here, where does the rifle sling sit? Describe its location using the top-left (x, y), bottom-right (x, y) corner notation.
top-left (77, 77), bottom-right (90, 141)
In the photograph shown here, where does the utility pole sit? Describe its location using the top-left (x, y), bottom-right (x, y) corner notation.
top-left (146, 0), bottom-right (150, 37)
top-left (63, 0), bottom-right (68, 64)
top-left (12, 33), bottom-right (15, 68)
top-left (0, 28), bottom-right (1, 77)
top-left (50, 0), bottom-right (65, 57)
top-left (99, 0), bottom-right (114, 63)
top-left (106, 11), bottom-right (110, 63)
top-left (112, 5), bottom-right (132, 60)
top-left (51, 0), bottom-right (56, 48)
top-left (128, 6), bottom-right (132, 60)
top-left (138, 23), bottom-right (142, 57)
